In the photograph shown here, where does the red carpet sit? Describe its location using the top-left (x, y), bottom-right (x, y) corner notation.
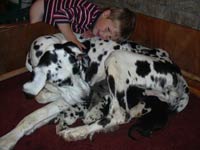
top-left (0, 73), bottom-right (200, 150)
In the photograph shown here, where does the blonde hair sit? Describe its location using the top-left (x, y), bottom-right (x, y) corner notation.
top-left (106, 8), bottom-right (136, 41)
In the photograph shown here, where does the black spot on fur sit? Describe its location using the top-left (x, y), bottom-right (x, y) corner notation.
top-left (54, 43), bottom-right (64, 49)
top-left (68, 55), bottom-right (76, 63)
top-left (79, 36), bottom-right (84, 39)
top-left (38, 51), bottom-right (58, 66)
top-left (33, 42), bottom-right (40, 50)
top-left (172, 73), bottom-right (178, 87)
top-left (28, 57), bottom-right (32, 66)
top-left (161, 52), bottom-right (167, 57)
top-left (72, 64), bottom-right (80, 74)
top-left (92, 48), bottom-right (96, 52)
top-left (126, 79), bottom-right (129, 84)
top-left (64, 41), bottom-right (78, 48)
top-left (117, 91), bottom-right (126, 109)
top-left (126, 86), bottom-right (145, 109)
top-left (159, 77), bottom-right (167, 88)
top-left (127, 41), bottom-right (137, 49)
top-left (36, 51), bottom-right (43, 57)
top-left (151, 76), bottom-right (154, 81)
top-left (153, 61), bottom-right (181, 75)
top-left (113, 45), bottom-right (120, 50)
top-left (120, 41), bottom-right (128, 45)
top-left (47, 70), bottom-right (51, 80)
top-left (135, 61), bottom-right (151, 77)
top-left (70, 113), bottom-right (74, 117)
top-left (75, 111), bottom-right (84, 117)
top-left (185, 87), bottom-right (189, 94)
top-left (98, 118), bottom-right (111, 127)
top-left (128, 71), bottom-right (131, 77)
top-left (91, 43), bottom-right (95, 47)
top-left (58, 77), bottom-right (73, 87)
top-left (82, 40), bottom-right (91, 52)
top-left (45, 36), bottom-right (53, 39)
top-left (141, 48), bottom-right (158, 57)
top-left (62, 42), bottom-right (79, 56)
top-left (108, 75), bottom-right (115, 95)
top-left (98, 54), bottom-right (103, 61)
top-left (85, 62), bottom-right (99, 82)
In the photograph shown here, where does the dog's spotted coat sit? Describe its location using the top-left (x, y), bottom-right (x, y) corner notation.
top-left (0, 33), bottom-right (189, 149)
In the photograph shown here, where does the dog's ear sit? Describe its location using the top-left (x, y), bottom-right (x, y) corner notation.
top-left (62, 42), bottom-right (83, 56)
top-left (54, 43), bottom-right (64, 49)
top-left (54, 42), bottom-right (79, 50)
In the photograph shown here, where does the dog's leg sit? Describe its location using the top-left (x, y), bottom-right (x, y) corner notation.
top-left (83, 95), bottom-right (111, 124)
top-left (35, 87), bottom-right (61, 104)
top-left (0, 99), bottom-right (68, 150)
top-left (58, 97), bottom-right (126, 141)
top-left (58, 111), bottom-right (125, 141)
top-left (23, 67), bottom-right (47, 96)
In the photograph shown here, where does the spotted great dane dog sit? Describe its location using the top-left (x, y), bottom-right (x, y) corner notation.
top-left (0, 33), bottom-right (189, 150)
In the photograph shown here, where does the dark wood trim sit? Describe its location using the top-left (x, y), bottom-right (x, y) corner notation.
top-left (131, 13), bottom-right (200, 78)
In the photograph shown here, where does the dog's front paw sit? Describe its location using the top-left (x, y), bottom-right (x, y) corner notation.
top-left (23, 82), bottom-right (38, 96)
top-left (57, 126), bottom-right (89, 141)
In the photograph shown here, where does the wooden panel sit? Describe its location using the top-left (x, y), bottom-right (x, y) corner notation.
top-left (131, 13), bottom-right (200, 78)
top-left (0, 23), bottom-right (58, 75)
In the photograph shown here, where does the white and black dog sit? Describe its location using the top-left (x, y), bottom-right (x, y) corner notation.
top-left (0, 33), bottom-right (189, 150)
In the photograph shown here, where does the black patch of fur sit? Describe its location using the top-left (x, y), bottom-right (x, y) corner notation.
top-left (58, 77), bottom-right (73, 87)
top-left (128, 96), bottom-right (169, 139)
top-left (82, 40), bottom-right (91, 53)
top-left (85, 62), bottom-right (99, 82)
top-left (117, 91), bottom-right (126, 109)
top-left (68, 55), bottom-right (76, 64)
top-left (47, 70), bottom-right (51, 80)
top-left (127, 41), bottom-right (137, 49)
top-left (54, 43), bottom-right (64, 49)
top-left (113, 45), bottom-right (120, 50)
top-left (159, 77), bottom-right (167, 88)
top-left (98, 118), bottom-right (111, 127)
top-left (33, 42), bottom-right (40, 50)
top-left (38, 51), bottom-right (58, 66)
top-left (153, 61), bottom-right (181, 75)
top-left (98, 54), bottom-right (103, 61)
top-left (126, 86), bottom-right (145, 109)
top-left (36, 51), bottom-right (43, 57)
top-left (108, 75), bottom-right (115, 95)
top-left (135, 61), bottom-right (151, 77)
top-left (72, 65), bottom-right (80, 74)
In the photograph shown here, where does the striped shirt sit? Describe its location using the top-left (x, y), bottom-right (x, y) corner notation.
top-left (43, 0), bottom-right (102, 33)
